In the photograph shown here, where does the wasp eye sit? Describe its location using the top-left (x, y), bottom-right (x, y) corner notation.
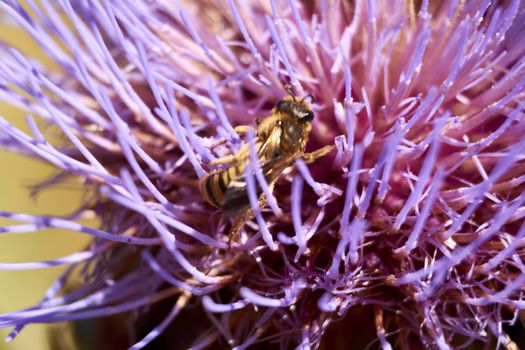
top-left (302, 111), bottom-right (314, 122)
top-left (276, 100), bottom-right (287, 111)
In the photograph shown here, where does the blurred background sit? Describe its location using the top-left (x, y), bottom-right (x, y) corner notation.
top-left (0, 14), bottom-right (90, 350)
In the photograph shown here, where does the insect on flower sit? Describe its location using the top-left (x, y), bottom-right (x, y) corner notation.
top-left (199, 90), bottom-right (334, 238)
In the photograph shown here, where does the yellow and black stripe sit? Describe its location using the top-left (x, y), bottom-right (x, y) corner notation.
top-left (199, 163), bottom-right (246, 208)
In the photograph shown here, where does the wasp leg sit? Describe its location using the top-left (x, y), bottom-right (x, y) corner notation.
top-left (210, 145), bottom-right (250, 166)
top-left (210, 139), bottom-right (229, 156)
top-left (374, 305), bottom-right (391, 350)
top-left (302, 145), bottom-right (336, 164)
top-left (210, 154), bottom-right (237, 165)
top-left (228, 195), bottom-right (268, 247)
top-left (210, 125), bottom-right (255, 156)
top-left (234, 125), bottom-right (256, 135)
top-left (211, 143), bottom-right (254, 166)
top-left (228, 209), bottom-right (253, 247)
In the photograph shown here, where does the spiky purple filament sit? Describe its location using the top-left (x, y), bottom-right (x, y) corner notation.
top-left (0, 0), bottom-right (525, 349)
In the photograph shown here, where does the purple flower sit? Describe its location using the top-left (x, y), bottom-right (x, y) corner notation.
top-left (1, 0), bottom-right (525, 349)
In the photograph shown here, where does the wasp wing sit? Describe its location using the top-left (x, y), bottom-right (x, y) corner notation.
top-left (221, 180), bottom-right (250, 218)
top-left (257, 124), bottom-right (282, 161)
top-left (221, 154), bottom-right (293, 217)
top-left (221, 125), bottom-right (292, 218)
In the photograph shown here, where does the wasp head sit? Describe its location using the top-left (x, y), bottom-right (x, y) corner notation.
top-left (275, 97), bottom-right (314, 122)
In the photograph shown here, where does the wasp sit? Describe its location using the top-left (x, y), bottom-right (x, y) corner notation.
top-left (200, 93), bottom-right (334, 239)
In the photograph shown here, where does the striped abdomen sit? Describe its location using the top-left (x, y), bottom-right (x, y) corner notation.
top-left (199, 163), bottom-right (246, 208)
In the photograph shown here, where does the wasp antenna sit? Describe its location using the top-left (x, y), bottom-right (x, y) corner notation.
top-left (301, 93), bottom-right (315, 103)
top-left (284, 84), bottom-right (296, 100)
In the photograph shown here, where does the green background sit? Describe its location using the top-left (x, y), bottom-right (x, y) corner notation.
top-left (0, 18), bottom-right (91, 350)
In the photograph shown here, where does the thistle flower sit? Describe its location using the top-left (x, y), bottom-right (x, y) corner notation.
top-left (1, 0), bottom-right (525, 349)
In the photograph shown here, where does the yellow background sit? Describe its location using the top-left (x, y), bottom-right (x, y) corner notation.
top-left (0, 18), bottom-right (90, 350)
